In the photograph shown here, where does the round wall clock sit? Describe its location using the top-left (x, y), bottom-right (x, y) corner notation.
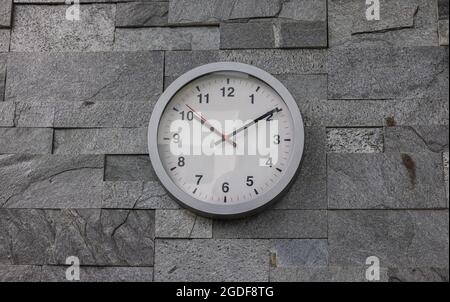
top-left (148, 62), bottom-right (305, 218)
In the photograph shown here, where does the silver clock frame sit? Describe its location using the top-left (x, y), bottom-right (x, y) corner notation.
top-left (148, 62), bottom-right (305, 219)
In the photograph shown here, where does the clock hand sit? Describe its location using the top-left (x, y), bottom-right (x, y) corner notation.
top-left (214, 107), bottom-right (282, 146)
top-left (185, 104), bottom-right (237, 148)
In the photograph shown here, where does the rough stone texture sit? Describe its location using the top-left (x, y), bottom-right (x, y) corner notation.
top-left (328, 47), bottom-right (449, 100)
top-left (102, 181), bottom-right (180, 209)
top-left (270, 239), bottom-right (328, 267)
top-left (10, 4), bottom-right (116, 51)
top-left (40, 266), bottom-right (154, 282)
top-left (104, 155), bottom-right (156, 181)
top-left (220, 22), bottom-right (275, 49)
top-left (165, 49), bottom-right (327, 76)
top-left (439, 0), bottom-right (449, 20)
top-left (328, 210), bottom-right (449, 268)
top-left (0, 209), bottom-right (155, 266)
top-left (277, 21), bottom-right (327, 48)
top-left (0, 102), bottom-right (14, 127)
top-left (14, 101), bottom-right (54, 127)
top-left (444, 152), bottom-right (449, 203)
top-left (0, 128), bottom-right (53, 154)
top-left (328, 0), bottom-right (438, 47)
top-left (156, 210), bottom-right (212, 238)
top-left (388, 267), bottom-right (449, 282)
top-left (0, 0), bottom-right (12, 28)
top-left (154, 239), bottom-right (269, 281)
top-left (0, 53), bottom-right (5, 100)
top-left (0, 155), bottom-right (103, 208)
top-left (53, 128), bottom-right (147, 154)
top-left (0, 29), bottom-right (10, 51)
top-left (0, 265), bottom-right (42, 282)
top-left (213, 210), bottom-right (327, 238)
top-left (168, 0), bottom-right (281, 25)
top-left (328, 153), bottom-right (447, 209)
top-left (385, 126), bottom-right (449, 153)
top-left (116, 2), bottom-right (168, 27)
top-left (327, 128), bottom-right (384, 153)
top-left (439, 20), bottom-right (449, 46)
top-left (114, 27), bottom-right (220, 51)
top-left (6, 52), bottom-right (163, 103)
top-left (279, 0), bottom-right (327, 22)
top-left (54, 101), bottom-right (153, 128)
top-left (277, 74), bottom-right (327, 101)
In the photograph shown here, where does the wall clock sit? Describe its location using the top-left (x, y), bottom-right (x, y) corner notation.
top-left (148, 62), bottom-right (305, 218)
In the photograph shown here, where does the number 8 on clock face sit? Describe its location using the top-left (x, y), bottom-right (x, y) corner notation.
top-left (148, 63), bottom-right (305, 218)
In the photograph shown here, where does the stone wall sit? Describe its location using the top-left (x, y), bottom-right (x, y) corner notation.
top-left (0, 0), bottom-right (448, 282)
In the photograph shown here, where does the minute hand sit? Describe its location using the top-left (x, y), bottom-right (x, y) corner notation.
top-left (215, 107), bottom-right (282, 146)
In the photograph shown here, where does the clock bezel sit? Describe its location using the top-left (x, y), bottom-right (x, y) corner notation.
top-left (148, 62), bottom-right (305, 219)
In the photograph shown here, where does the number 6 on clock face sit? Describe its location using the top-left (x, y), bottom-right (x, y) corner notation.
top-left (148, 62), bottom-right (305, 218)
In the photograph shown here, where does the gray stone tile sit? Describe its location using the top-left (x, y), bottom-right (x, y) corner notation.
top-left (328, 153), bottom-right (447, 209)
top-left (0, 154), bottom-right (103, 208)
top-left (328, 47), bottom-right (449, 100)
top-left (388, 267), bottom-right (449, 282)
top-left (41, 266), bottom-right (154, 282)
top-left (0, 128), bottom-right (53, 154)
top-left (220, 22), bottom-right (275, 49)
top-left (10, 4), bottom-right (115, 51)
top-left (116, 2), bottom-right (168, 27)
top-left (328, 210), bottom-right (449, 268)
top-left (54, 101), bottom-right (153, 128)
top-left (14, 101), bottom-right (54, 127)
top-left (0, 29), bottom-right (10, 51)
top-left (439, 0), bottom-right (449, 20)
top-left (0, 265), bottom-right (42, 282)
top-left (114, 27), bottom-right (219, 51)
top-left (6, 52), bottom-right (163, 103)
top-left (328, 0), bottom-right (438, 47)
top-left (0, 209), bottom-right (155, 265)
top-left (327, 128), bottom-right (384, 153)
top-left (0, 102), bottom-right (14, 127)
top-left (165, 49), bottom-right (327, 76)
top-left (270, 239), bottom-right (327, 267)
top-left (104, 155), bottom-right (156, 181)
top-left (168, 0), bottom-right (281, 25)
top-left (154, 239), bottom-right (269, 281)
top-left (444, 152), bottom-right (449, 204)
top-left (53, 128), bottom-right (147, 154)
top-left (102, 181), bottom-right (180, 209)
top-left (275, 127), bottom-right (326, 209)
top-left (156, 209), bottom-right (212, 238)
top-left (439, 20), bottom-right (449, 46)
top-left (385, 126), bottom-right (449, 153)
top-left (213, 210), bottom-right (327, 238)
top-left (0, 0), bottom-right (12, 28)
top-left (0, 53), bottom-right (5, 100)
top-left (277, 21), bottom-right (327, 48)
top-left (393, 99), bottom-right (449, 126)
top-left (277, 74), bottom-right (327, 101)
top-left (279, 0), bottom-right (326, 22)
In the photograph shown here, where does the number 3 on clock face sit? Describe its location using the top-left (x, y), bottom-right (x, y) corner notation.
top-left (148, 63), bottom-right (305, 218)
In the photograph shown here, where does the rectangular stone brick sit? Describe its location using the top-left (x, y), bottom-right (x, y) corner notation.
top-left (278, 0), bottom-right (326, 21)
top-left (156, 210), bottom-right (212, 238)
top-left (53, 128), bottom-right (147, 154)
top-left (154, 239), bottom-right (269, 281)
top-left (328, 0), bottom-right (438, 47)
top-left (0, 29), bottom-right (9, 51)
top-left (270, 239), bottom-right (328, 267)
top-left (54, 101), bottom-right (153, 128)
top-left (0, 209), bottom-right (155, 266)
top-left (116, 2), bottom-right (168, 27)
top-left (41, 266), bottom-right (154, 282)
top-left (277, 74), bottom-right (327, 101)
top-left (439, 0), bottom-right (449, 20)
top-left (220, 22), bottom-right (275, 49)
top-left (102, 181), bottom-right (179, 209)
top-left (328, 153), bottom-right (447, 209)
top-left (0, 154), bottom-right (103, 208)
top-left (328, 47), bottom-right (449, 100)
top-left (0, 265), bottom-right (42, 282)
top-left (0, 128), bottom-right (53, 154)
top-left (439, 20), bottom-right (449, 46)
top-left (0, 102), bottom-right (14, 127)
top-left (114, 27), bottom-right (219, 51)
top-left (213, 210), bottom-right (327, 238)
top-left (10, 4), bottom-right (115, 51)
top-left (0, 0), bottom-right (12, 28)
top-left (14, 101), bottom-right (54, 127)
top-left (6, 52), bottom-right (163, 103)
top-left (168, 0), bottom-right (281, 25)
top-left (385, 126), bottom-right (449, 153)
top-left (104, 155), bottom-right (156, 181)
top-left (328, 210), bottom-right (449, 268)
top-left (165, 49), bottom-right (327, 76)
top-left (277, 21), bottom-right (327, 48)
top-left (327, 128), bottom-right (384, 153)
top-left (393, 99), bottom-right (449, 126)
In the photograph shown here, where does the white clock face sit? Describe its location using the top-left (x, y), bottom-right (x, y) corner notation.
top-left (156, 71), bottom-right (294, 205)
